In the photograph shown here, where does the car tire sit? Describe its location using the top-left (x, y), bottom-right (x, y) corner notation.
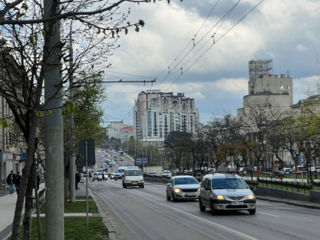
top-left (199, 198), bottom-right (205, 212)
top-left (249, 209), bottom-right (256, 215)
top-left (166, 193), bottom-right (171, 201)
top-left (210, 202), bottom-right (216, 215)
top-left (123, 184), bottom-right (127, 189)
top-left (172, 192), bottom-right (177, 202)
top-left (141, 184), bottom-right (144, 189)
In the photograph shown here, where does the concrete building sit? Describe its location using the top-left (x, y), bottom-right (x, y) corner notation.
top-left (106, 121), bottom-right (134, 142)
top-left (133, 90), bottom-right (200, 145)
top-left (238, 59), bottom-right (293, 122)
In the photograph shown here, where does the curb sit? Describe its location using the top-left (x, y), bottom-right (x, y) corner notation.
top-left (88, 188), bottom-right (117, 240)
top-left (256, 196), bottom-right (320, 210)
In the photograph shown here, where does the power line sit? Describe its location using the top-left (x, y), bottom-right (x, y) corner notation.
top-left (163, 0), bottom-right (265, 92)
top-left (156, 0), bottom-right (242, 87)
top-left (154, 0), bottom-right (222, 86)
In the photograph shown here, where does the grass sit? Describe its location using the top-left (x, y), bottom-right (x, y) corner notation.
top-left (76, 196), bottom-right (93, 200)
top-left (20, 217), bottom-right (108, 240)
top-left (40, 198), bottom-right (98, 213)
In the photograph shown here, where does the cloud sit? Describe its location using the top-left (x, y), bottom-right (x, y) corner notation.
top-left (296, 44), bottom-right (309, 52)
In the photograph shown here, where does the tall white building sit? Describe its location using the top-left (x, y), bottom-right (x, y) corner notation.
top-left (134, 90), bottom-right (200, 144)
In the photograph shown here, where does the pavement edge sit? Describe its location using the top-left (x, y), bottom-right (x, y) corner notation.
top-left (88, 188), bottom-right (118, 240)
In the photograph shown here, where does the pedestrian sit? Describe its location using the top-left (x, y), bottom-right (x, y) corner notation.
top-left (14, 171), bottom-right (21, 194)
top-left (6, 170), bottom-right (15, 195)
top-left (75, 171), bottom-right (80, 190)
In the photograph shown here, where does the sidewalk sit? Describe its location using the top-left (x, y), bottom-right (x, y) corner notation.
top-left (0, 184), bottom-right (45, 240)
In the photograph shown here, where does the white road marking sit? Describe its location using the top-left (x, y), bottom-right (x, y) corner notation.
top-left (258, 212), bottom-right (279, 218)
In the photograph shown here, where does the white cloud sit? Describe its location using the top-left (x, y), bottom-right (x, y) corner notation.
top-left (296, 44), bottom-right (308, 52)
top-left (209, 78), bottom-right (248, 94)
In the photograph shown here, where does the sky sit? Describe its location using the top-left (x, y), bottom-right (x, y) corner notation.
top-left (100, 0), bottom-right (320, 126)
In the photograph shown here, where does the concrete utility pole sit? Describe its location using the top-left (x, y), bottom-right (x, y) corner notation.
top-left (44, 1), bottom-right (64, 239)
top-left (69, 23), bottom-right (76, 203)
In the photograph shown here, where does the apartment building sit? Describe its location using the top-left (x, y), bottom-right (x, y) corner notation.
top-left (133, 90), bottom-right (199, 145)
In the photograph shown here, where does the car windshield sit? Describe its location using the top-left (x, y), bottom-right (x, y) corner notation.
top-left (117, 169), bottom-right (125, 173)
top-left (97, 172), bottom-right (103, 175)
top-left (174, 177), bottom-right (198, 185)
top-left (212, 178), bottom-right (248, 189)
top-left (126, 170), bottom-right (142, 176)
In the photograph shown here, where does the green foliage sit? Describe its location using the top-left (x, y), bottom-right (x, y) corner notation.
top-left (0, 119), bottom-right (8, 128)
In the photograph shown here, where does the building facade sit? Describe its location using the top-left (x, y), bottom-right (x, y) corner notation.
top-left (238, 59), bottom-right (293, 122)
top-left (106, 121), bottom-right (134, 142)
top-left (133, 90), bottom-right (200, 144)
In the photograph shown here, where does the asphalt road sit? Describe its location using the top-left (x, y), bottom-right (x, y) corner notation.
top-left (93, 149), bottom-right (320, 240)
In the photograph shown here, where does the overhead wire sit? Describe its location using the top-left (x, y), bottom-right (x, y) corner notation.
top-left (165, 1), bottom-right (241, 80)
top-left (154, 0), bottom-right (221, 86)
top-left (163, 0), bottom-right (265, 92)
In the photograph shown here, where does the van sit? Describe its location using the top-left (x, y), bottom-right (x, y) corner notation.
top-left (122, 169), bottom-right (144, 188)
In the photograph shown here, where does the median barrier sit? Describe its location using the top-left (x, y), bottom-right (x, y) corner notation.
top-left (144, 174), bottom-right (170, 184)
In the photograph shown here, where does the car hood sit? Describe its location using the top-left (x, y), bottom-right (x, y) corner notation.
top-left (212, 189), bottom-right (253, 196)
top-left (174, 184), bottom-right (200, 189)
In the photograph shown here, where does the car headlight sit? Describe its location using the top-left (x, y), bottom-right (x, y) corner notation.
top-left (174, 188), bottom-right (181, 193)
top-left (248, 194), bottom-right (255, 200)
top-left (197, 188), bottom-right (200, 194)
top-left (217, 195), bottom-right (224, 200)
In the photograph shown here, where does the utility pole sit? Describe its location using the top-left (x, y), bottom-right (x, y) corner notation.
top-left (44, 1), bottom-right (64, 239)
top-left (69, 23), bottom-right (76, 203)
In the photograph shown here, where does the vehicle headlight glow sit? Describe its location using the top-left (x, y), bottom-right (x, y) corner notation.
top-left (248, 194), bottom-right (255, 200)
top-left (174, 188), bottom-right (181, 193)
top-left (217, 195), bottom-right (224, 200)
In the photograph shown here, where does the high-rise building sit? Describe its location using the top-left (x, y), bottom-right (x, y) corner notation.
top-left (133, 90), bottom-right (199, 144)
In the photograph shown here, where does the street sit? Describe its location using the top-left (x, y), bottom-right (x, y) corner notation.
top-left (89, 179), bottom-right (320, 240)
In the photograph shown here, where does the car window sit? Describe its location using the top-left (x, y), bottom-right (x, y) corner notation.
top-left (212, 178), bottom-right (249, 189)
top-left (174, 177), bottom-right (198, 185)
top-left (125, 170), bottom-right (142, 176)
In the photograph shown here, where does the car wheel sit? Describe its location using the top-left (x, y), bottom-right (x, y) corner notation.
top-left (123, 184), bottom-right (127, 189)
top-left (141, 184), bottom-right (144, 189)
top-left (172, 192), bottom-right (177, 202)
top-left (249, 209), bottom-right (256, 215)
top-left (210, 202), bottom-right (216, 215)
top-left (199, 198), bottom-right (205, 212)
top-left (166, 193), bottom-right (171, 201)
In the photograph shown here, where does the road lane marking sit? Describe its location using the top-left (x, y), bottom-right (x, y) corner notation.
top-left (163, 204), bottom-right (260, 240)
top-left (258, 212), bottom-right (279, 218)
top-left (124, 188), bottom-right (260, 240)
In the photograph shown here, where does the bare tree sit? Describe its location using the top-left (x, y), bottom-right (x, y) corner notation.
top-left (0, 1), bottom-right (180, 239)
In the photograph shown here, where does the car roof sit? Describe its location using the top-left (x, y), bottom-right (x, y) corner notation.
top-left (203, 173), bottom-right (241, 179)
top-left (172, 175), bottom-right (195, 179)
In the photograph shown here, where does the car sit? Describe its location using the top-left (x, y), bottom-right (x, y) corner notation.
top-left (283, 168), bottom-right (293, 175)
top-left (162, 170), bottom-right (172, 177)
top-left (166, 176), bottom-right (200, 201)
top-left (92, 172), bottom-right (103, 181)
top-left (122, 169), bottom-right (144, 188)
top-left (199, 173), bottom-right (256, 215)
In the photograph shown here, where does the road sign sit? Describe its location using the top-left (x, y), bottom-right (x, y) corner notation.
top-left (79, 139), bottom-right (95, 168)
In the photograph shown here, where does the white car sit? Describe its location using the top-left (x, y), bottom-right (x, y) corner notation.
top-left (166, 176), bottom-right (200, 201)
top-left (162, 170), bottom-right (172, 177)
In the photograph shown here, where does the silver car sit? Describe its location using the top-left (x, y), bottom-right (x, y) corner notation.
top-left (199, 173), bottom-right (256, 215)
top-left (166, 176), bottom-right (200, 201)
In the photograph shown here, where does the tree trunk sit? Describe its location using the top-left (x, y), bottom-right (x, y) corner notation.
top-left (11, 115), bottom-right (38, 240)
top-left (23, 164), bottom-right (36, 240)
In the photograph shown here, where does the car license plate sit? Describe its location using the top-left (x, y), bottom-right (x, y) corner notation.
top-left (231, 201), bottom-right (243, 205)
top-left (185, 194), bottom-right (195, 197)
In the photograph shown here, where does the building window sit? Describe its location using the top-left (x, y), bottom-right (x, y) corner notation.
top-left (147, 111), bottom-right (152, 137)
top-left (153, 112), bottom-right (158, 136)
